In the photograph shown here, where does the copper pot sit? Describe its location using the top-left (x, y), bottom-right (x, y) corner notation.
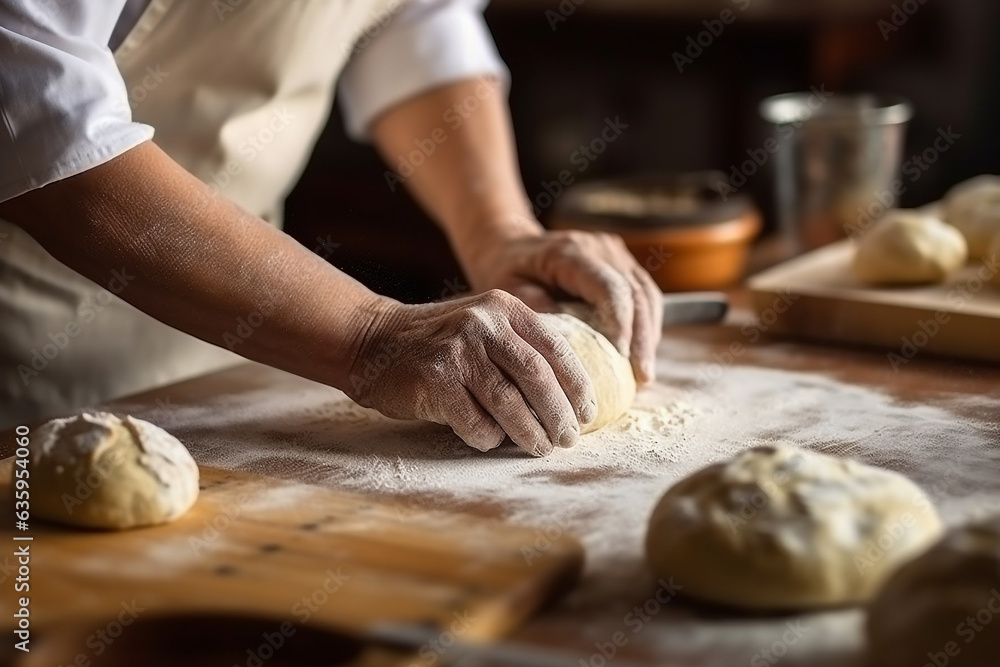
top-left (551, 172), bottom-right (761, 292)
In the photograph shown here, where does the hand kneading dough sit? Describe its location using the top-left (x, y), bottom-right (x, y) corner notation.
top-left (29, 412), bottom-right (199, 529)
top-left (944, 175), bottom-right (1000, 257)
top-left (853, 211), bottom-right (967, 286)
top-left (537, 313), bottom-right (636, 434)
top-left (868, 517), bottom-right (1000, 667)
top-left (645, 445), bottom-right (943, 610)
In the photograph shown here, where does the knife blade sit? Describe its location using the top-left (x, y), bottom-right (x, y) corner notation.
top-left (370, 623), bottom-right (654, 667)
top-left (661, 291), bottom-right (729, 326)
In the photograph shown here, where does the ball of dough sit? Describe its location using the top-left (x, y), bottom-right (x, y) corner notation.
top-left (645, 445), bottom-right (943, 610)
top-left (537, 313), bottom-right (636, 434)
top-left (944, 175), bottom-right (1000, 258)
top-left (29, 412), bottom-right (199, 529)
top-left (868, 516), bottom-right (1000, 667)
top-left (853, 211), bottom-right (968, 286)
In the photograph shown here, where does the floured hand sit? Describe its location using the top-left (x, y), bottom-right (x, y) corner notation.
top-left (464, 229), bottom-right (663, 384)
top-left (346, 290), bottom-right (597, 456)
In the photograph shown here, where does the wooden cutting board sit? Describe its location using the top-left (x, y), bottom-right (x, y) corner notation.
top-left (0, 459), bottom-right (583, 666)
top-left (748, 240), bottom-right (1000, 363)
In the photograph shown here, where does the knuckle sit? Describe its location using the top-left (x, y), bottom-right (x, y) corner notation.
top-left (422, 357), bottom-right (451, 386)
top-left (552, 233), bottom-right (581, 253)
top-left (599, 231), bottom-right (620, 245)
top-left (488, 377), bottom-right (518, 406)
top-left (596, 265), bottom-right (628, 295)
top-left (457, 306), bottom-right (492, 333)
top-left (521, 351), bottom-right (550, 378)
top-left (479, 288), bottom-right (510, 307)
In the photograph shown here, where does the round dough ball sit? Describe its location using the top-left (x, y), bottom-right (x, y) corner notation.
top-left (537, 313), bottom-right (636, 434)
top-left (645, 445), bottom-right (943, 610)
top-left (853, 211), bottom-right (968, 286)
top-left (868, 516), bottom-right (1000, 667)
top-left (29, 412), bottom-right (199, 529)
top-left (944, 175), bottom-right (1000, 258)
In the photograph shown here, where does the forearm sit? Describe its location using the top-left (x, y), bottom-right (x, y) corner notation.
top-left (0, 142), bottom-right (385, 391)
top-left (371, 77), bottom-right (541, 286)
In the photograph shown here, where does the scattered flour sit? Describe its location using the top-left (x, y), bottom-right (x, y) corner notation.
top-left (109, 345), bottom-right (1000, 666)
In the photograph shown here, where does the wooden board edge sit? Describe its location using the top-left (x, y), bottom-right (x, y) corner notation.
top-left (749, 287), bottom-right (1000, 365)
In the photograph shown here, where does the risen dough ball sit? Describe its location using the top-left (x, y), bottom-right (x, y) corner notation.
top-left (944, 175), bottom-right (1000, 258)
top-left (868, 517), bottom-right (1000, 667)
top-left (29, 412), bottom-right (199, 529)
top-left (646, 445), bottom-right (943, 610)
top-left (537, 313), bottom-right (636, 434)
top-left (853, 211), bottom-right (967, 286)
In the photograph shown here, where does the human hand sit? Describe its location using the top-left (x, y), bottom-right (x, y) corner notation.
top-left (466, 229), bottom-right (663, 383)
top-left (346, 290), bottom-right (597, 456)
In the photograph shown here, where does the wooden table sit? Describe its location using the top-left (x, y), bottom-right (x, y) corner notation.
top-left (5, 290), bottom-right (999, 667)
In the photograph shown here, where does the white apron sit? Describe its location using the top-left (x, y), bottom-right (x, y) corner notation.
top-left (0, 0), bottom-right (398, 428)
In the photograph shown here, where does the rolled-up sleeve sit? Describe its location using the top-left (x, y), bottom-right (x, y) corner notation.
top-left (338, 0), bottom-right (509, 140)
top-left (0, 1), bottom-right (153, 204)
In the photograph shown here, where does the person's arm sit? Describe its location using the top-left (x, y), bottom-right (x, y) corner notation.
top-left (1, 141), bottom-right (377, 389)
top-left (0, 141), bottom-right (594, 455)
top-left (370, 77), bottom-right (664, 383)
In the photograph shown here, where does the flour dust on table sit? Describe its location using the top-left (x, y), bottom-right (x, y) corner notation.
top-left (111, 349), bottom-right (999, 666)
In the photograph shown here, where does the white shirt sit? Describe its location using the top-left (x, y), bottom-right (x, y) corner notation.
top-left (0, 0), bottom-right (507, 204)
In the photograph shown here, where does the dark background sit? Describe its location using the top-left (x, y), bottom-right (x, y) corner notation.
top-left (284, 0), bottom-right (1000, 303)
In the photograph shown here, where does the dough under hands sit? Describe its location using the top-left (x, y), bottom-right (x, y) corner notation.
top-left (944, 175), bottom-right (1000, 258)
top-left (853, 210), bottom-right (968, 286)
top-left (537, 313), bottom-right (636, 434)
top-left (868, 516), bottom-right (1000, 667)
top-left (645, 445), bottom-right (943, 610)
top-left (30, 412), bottom-right (199, 529)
